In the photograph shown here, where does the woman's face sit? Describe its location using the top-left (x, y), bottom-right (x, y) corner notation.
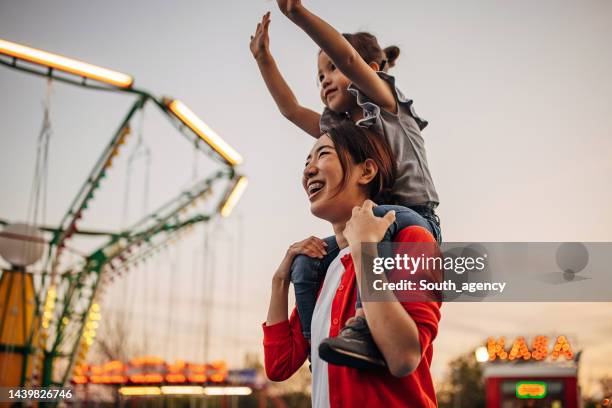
top-left (317, 52), bottom-right (354, 113)
top-left (302, 134), bottom-right (368, 224)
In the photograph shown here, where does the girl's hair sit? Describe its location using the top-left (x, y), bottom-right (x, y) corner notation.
top-left (342, 32), bottom-right (400, 71)
top-left (324, 121), bottom-right (397, 205)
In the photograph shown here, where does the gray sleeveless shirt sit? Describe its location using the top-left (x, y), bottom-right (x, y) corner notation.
top-left (320, 72), bottom-right (439, 207)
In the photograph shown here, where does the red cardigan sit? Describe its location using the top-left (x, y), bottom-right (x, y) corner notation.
top-left (263, 226), bottom-right (441, 408)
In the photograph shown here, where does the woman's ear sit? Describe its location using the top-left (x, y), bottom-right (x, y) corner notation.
top-left (368, 61), bottom-right (381, 71)
top-left (358, 158), bottom-right (379, 185)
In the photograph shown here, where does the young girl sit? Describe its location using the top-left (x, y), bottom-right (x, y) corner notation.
top-left (250, 2), bottom-right (441, 369)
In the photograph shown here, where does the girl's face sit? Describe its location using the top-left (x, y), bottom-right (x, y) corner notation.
top-left (302, 134), bottom-right (368, 224)
top-left (317, 52), bottom-right (354, 113)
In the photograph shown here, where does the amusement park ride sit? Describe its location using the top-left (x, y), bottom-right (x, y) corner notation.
top-left (0, 38), bottom-right (250, 398)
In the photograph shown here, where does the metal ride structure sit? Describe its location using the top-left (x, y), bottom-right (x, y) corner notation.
top-left (0, 39), bottom-right (248, 390)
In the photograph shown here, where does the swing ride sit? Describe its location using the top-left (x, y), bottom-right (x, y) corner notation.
top-left (0, 37), bottom-right (251, 400)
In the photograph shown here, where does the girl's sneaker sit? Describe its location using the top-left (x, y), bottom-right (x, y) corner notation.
top-left (318, 316), bottom-right (386, 370)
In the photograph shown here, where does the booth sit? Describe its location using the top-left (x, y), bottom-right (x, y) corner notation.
top-left (483, 363), bottom-right (580, 408)
top-left (480, 335), bottom-right (581, 408)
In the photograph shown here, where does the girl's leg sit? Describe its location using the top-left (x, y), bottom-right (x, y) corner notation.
top-left (291, 235), bottom-right (339, 340)
top-left (374, 204), bottom-right (437, 242)
top-left (403, 204), bottom-right (442, 244)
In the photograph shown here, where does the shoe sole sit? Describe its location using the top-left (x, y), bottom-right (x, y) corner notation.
top-left (318, 342), bottom-right (386, 370)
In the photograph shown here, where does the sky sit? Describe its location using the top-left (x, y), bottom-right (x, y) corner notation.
top-left (1, 0), bottom-right (611, 396)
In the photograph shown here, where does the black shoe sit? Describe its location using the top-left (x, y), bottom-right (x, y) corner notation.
top-left (318, 316), bottom-right (386, 369)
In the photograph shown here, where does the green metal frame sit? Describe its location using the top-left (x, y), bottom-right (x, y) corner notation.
top-left (0, 50), bottom-right (245, 390)
top-left (0, 56), bottom-right (231, 166)
top-left (49, 170), bottom-right (232, 387)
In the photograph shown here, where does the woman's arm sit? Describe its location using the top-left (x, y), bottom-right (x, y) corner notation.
top-left (353, 247), bottom-right (423, 377)
top-left (343, 200), bottom-right (423, 377)
top-left (266, 235), bottom-right (327, 324)
top-left (250, 12), bottom-right (321, 138)
top-left (263, 236), bottom-right (327, 381)
top-left (277, 1), bottom-right (397, 113)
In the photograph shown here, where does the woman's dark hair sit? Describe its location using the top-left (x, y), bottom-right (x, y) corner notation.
top-left (342, 32), bottom-right (400, 71)
top-left (324, 121), bottom-right (397, 205)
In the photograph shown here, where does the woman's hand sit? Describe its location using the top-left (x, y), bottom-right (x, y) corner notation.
top-left (276, 0), bottom-right (304, 19)
top-left (344, 200), bottom-right (395, 249)
top-left (287, 235), bottom-right (327, 259)
top-left (273, 236), bottom-right (328, 281)
top-left (250, 12), bottom-right (271, 61)
top-left (268, 234), bottom-right (325, 326)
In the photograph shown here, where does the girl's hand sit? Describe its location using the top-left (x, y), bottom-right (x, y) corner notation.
top-left (344, 200), bottom-right (396, 249)
top-left (274, 236), bottom-right (328, 281)
top-left (250, 12), bottom-right (271, 60)
top-left (276, 0), bottom-right (303, 18)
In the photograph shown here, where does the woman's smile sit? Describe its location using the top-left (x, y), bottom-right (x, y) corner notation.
top-left (307, 180), bottom-right (326, 201)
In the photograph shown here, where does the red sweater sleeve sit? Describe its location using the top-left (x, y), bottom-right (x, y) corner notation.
top-left (262, 307), bottom-right (309, 382)
top-left (394, 226), bottom-right (442, 359)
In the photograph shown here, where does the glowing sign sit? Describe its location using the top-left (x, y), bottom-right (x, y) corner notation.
top-left (551, 335), bottom-right (573, 360)
top-left (72, 357), bottom-right (229, 385)
top-left (486, 336), bottom-right (574, 362)
top-left (516, 381), bottom-right (547, 399)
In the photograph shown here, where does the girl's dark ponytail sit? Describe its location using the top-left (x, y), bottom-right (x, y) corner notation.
top-left (342, 33), bottom-right (401, 72)
top-left (383, 45), bottom-right (400, 69)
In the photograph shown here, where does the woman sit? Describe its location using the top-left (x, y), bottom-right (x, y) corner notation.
top-left (263, 121), bottom-right (441, 408)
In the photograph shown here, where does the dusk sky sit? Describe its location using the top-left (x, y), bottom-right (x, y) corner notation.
top-left (1, 0), bottom-right (611, 396)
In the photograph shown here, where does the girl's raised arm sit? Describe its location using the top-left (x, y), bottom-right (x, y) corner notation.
top-left (250, 12), bottom-right (321, 138)
top-left (277, 1), bottom-right (397, 113)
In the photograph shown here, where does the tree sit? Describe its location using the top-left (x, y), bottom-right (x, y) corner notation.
top-left (92, 311), bottom-right (143, 363)
top-left (600, 376), bottom-right (612, 399)
top-left (86, 312), bottom-right (143, 404)
top-left (437, 351), bottom-right (485, 408)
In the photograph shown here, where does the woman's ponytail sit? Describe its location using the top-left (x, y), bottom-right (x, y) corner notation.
top-left (383, 45), bottom-right (400, 70)
top-left (373, 187), bottom-right (399, 206)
